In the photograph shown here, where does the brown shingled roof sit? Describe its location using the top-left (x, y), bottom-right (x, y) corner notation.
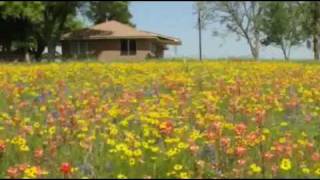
top-left (61, 20), bottom-right (181, 45)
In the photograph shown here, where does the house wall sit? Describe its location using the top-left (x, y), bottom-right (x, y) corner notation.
top-left (61, 39), bottom-right (163, 61)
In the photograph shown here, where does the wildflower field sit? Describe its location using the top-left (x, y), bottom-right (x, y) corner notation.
top-left (1, 61), bottom-right (320, 178)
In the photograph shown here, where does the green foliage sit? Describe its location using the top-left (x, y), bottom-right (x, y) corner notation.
top-left (299, 2), bottom-right (320, 60)
top-left (0, 1), bottom-right (44, 22)
top-left (300, 2), bottom-right (320, 36)
top-left (86, 1), bottom-right (133, 26)
top-left (0, 2), bottom-right (81, 60)
top-left (0, 2), bottom-right (45, 54)
top-left (260, 2), bottom-right (307, 60)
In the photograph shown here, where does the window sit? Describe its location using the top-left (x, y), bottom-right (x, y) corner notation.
top-left (121, 39), bottom-right (136, 55)
top-left (120, 40), bottom-right (127, 55)
top-left (80, 41), bottom-right (88, 55)
top-left (129, 40), bottom-right (136, 55)
top-left (70, 41), bottom-right (79, 56)
top-left (70, 41), bottom-right (89, 57)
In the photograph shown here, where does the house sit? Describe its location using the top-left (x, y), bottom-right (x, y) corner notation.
top-left (60, 20), bottom-right (182, 61)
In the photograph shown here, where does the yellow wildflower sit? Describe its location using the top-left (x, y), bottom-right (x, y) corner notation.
top-left (133, 149), bottom-right (142, 157)
top-left (20, 144), bottom-right (30, 152)
top-left (262, 128), bottom-right (270, 135)
top-left (24, 166), bottom-right (37, 178)
top-left (279, 137), bottom-right (286, 144)
top-left (302, 167), bottom-right (310, 174)
top-left (174, 164), bottom-right (183, 171)
top-left (48, 127), bottom-right (56, 136)
top-left (40, 106), bottom-right (47, 112)
top-left (129, 158), bottom-right (136, 166)
top-left (33, 122), bottom-right (40, 129)
top-left (280, 158), bottom-right (292, 171)
top-left (117, 174), bottom-right (127, 179)
top-left (280, 121), bottom-right (288, 127)
top-left (250, 163), bottom-right (262, 173)
top-left (179, 172), bottom-right (190, 179)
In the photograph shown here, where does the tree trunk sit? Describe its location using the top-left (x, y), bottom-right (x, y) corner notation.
top-left (253, 46), bottom-right (259, 60)
top-left (313, 34), bottom-right (319, 60)
top-left (33, 39), bottom-right (46, 62)
top-left (248, 44), bottom-right (259, 60)
top-left (47, 40), bottom-right (56, 62)
top-left (247, 31), bottom-right (260, 60)
top-left (280, 43), bottom-right (289, 61)
top-left (253, 30), bottom-right (260, 60)
top-left (34, 44), bottom-right (45, 62)
top-left (284, 55), bottom-right (289, 61)
top-left (312, 2), bottom-right (320, 61)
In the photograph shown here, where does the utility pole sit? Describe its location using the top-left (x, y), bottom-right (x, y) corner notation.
top-left (198, 7), bottom-right (202, 61)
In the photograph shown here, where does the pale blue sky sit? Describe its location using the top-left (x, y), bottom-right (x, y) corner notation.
top-left (129, 1), bottom-right (313, 59)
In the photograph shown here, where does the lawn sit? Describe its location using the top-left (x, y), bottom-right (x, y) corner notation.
top-left (0, 61), bottom-right (320, 178)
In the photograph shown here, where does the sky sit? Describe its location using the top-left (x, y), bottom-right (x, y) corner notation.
top-left (128, 1), bottom-right (314, 60)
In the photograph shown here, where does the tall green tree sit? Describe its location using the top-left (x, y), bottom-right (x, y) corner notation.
top-left (86, 1), bottom-right (133, 26)
top-left (33, 1), bottom-right (82, 61)
top-left (260, 2), bottom-right (306, 60)
top-left (0, 2), bottom-right (83, 61)
top-left (0, 1), bottom-right (44, 61)
top-left (0, 1), bottom-right (133, 61)
top-left (300, 2), bottom-right (320, 60)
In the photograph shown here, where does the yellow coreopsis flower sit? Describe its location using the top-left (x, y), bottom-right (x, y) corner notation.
top-left (117, 174), bottom-right (127, 179)
top-left (150, 146), bottom-right (159, 153)
top-left (280, 158), bottom-right (292, 171)
top-left (20, 144), bottom-right (30, 152)
top-left (174, 164), bottom-right (183, 171)
top-left (280, 121), bottom-right (288, 127)
top-left (24, 166), bottom-right (37, 178)
top-left (33, 122), bottom-right (40, 129)
top-left (315, 168), bottom-right (320, 176)
top-left (178, 142), bottom-right (188, 149)
top-left (302, 167), bottom-right (310, 174)
top-left (279, 137), bottom-right (286, 144)
top-left (129, 158), bottom-right (136, 166)
top-left (166, 148), bottom-right (178, 157)
top-left (250, 163), bottom-right (262, 173)
top-left (190, 130), bottom-right (202, 140)
top-left (179, 172), bottom-right (190, 179)
top-left (48, 127), bottom-right (56, 136)
top-left (40, 106), bottom-right (47, 112)
top-left (262, 128), bottom-right (270, 135)
top-left (133, 149), bottom-right (142, 157)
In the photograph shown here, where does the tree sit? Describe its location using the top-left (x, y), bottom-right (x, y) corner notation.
top-left (0, 2), bottom-right (82, 61)
top-left (34, 1), bottom-right (82, 61)
top-left (0, 1), bottom-right (44, 62)
top-left (200, 2), bottom-right (264, 60)
top-left (86, 1), bottom-right (133, 26)
top-left (260, 2), bottom-right (306, 60)
top-left (300, 2), bottom-right (320, 60)
top-left (0, 1), bottom-right (133, 61)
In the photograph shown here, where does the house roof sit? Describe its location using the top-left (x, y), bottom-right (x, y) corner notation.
top-left (61, 20), bottom-right (181, 45)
